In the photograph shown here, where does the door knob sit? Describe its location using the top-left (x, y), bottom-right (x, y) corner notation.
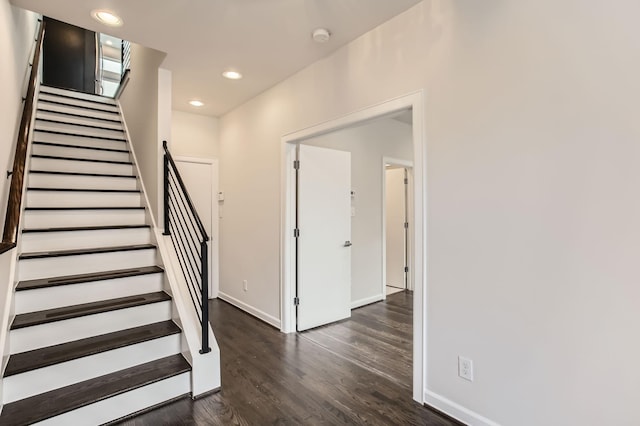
top-left (344, 241), bottom-right (352, 247)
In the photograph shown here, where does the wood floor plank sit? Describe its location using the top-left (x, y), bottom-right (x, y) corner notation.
top-left (115, 291), bottom-right (458, 425)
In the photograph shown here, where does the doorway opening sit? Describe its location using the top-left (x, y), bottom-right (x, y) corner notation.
top-left (281, 91), bottom-right (426, 403)
top-left (384, 159), bottom-right (413, 297)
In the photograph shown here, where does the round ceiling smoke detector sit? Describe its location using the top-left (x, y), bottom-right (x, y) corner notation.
top-left (312, 28), bottom-right (331, 43)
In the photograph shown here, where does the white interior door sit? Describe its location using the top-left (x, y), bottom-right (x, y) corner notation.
top-left (297, 144), bottom-right (351, 331)
top-left (385, 168), bottom-right (407, 289)
top-left (175, 157), bottom-right (219, 299)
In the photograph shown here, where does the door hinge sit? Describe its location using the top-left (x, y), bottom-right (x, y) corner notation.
top-left (294, 297), bottom-right (300, 306)
top-left (404, 266), bottom-right (409, 273)
top-left (293, 160), bottom-right (300, 170)
top-left (294, 228), bottom-right (300, 238)
top-left (404, 178), bottom-right (409, 184)
top-left (404, 222), bottom-right (409, 229)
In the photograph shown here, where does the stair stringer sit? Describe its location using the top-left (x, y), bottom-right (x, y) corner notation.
top-left (0, 250), bottom-right (18, 409)
top-left (117, 103), bottom-right (221, 398)
top-left (156, 231), bottom-right (221, 396)
top-left (0, 81), bottom-right (42, 412)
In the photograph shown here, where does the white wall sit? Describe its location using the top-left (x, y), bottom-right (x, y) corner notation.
top-left (119, 43), bottom-right (166, 224)
top-left (0, 1), bottom-right (38, 407)
top-left (219, 1), bottom-right (640, 424)
top-left (300, 118), bottom-right (412, 306)
top-left (171, 110), bottom-right (219, 159)
top-left (0, 2), bottom-right (37, 232)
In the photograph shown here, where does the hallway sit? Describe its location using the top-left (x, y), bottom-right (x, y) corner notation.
top-left (117, 293), bottom-right (456, 425)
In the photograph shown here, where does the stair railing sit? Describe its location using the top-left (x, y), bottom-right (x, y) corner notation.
top-left (162, 141), bottom-right (211, 354)
top-left (1, 21), bottom-right (46, 255)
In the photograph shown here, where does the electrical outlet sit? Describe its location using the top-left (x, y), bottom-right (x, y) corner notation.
top-left (458, 356), bottom-right (474, 381)
top-left (243, 280), bottom-right (248, 292)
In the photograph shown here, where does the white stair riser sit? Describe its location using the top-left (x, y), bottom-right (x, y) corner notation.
top-left (10, 301), bottom-right (172, 353)
top-left (32, 144), bottom-right (130, 163)
top-left (36, 104), bottom-right (120, 122)
top-left (38, 94), bottom-right (119, 113)
top-left (36, 110), bottom-right (123, 131)
top-left (18, 248), bottom-right (157, 281)
top-left (28, 173), bottom-right (137, 191)
top-left (40, 87), bottom-right (117, 106)
top-left (33, 130), bottom-right (126, 150)
top-left (23, 209), bottom-right (147, 229)
top-left (31, 157), bottom-right (133, 175)
top-left (4, 334), bottom-right (180, 403)
top-left (36, 121), bottom-right (125, 140)
top-left (26, 191), bottom-right (142, 208)
top-left (15, 273), bottom-right (164, 314)
top-left (34, 373), bottom-right (190, 426)
top-left (21, 228), bottom-right (152, 252)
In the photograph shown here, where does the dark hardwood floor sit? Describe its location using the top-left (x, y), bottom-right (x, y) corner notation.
top-left (300, 290), bottom-right (413, 391)
top-left (117, 291), bottom-right (456, 425)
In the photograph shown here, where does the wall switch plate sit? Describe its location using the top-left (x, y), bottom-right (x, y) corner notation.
top-left (243, 280), bottom-right (248, 292)
top-left (458, 356), bottom-right (474, 381)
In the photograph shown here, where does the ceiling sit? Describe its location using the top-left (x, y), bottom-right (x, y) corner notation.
top-left (11, 0), bottom-right (421, 117)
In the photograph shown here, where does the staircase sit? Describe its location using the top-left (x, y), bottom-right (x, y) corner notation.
top-left (0, 86), bottom-right (192, 425)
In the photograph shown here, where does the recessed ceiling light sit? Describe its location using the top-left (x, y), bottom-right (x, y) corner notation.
top-left (189, 100), bottom-right (204, 107)
top-left (222, 70), bottom-right (242, 80)
top-left (91, 9), bottom-right (123, 27)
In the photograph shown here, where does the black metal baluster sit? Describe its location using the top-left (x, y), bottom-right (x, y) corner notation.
top-left (200, 240), bottom-right (210, 354)
top-left (162, 140), bottom-right (211, 355)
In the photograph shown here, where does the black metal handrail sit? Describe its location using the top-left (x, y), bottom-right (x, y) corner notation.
top-left (162, 140), bottom-right (210, 354)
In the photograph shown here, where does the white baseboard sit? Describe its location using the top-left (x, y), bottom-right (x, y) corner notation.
top-left (351, 294), bottom-right (384, 309)
top-left (424, 390), bottom-right (500, 426)
top-left (218, 291), bottom-right (281, 329)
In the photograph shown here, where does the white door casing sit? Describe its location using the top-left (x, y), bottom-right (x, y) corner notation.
top-left (296, 144), bottom-right (351, 331)
top-left (281, 91), bottom-right (425, 403)
top-left (175, 157), bottom-right (219, 299)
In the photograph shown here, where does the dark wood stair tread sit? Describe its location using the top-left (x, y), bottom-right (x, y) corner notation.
top-left (37, 107), bottom-right (122, 124)
top-left (33, 140), bottom-right (129, 153)
top-left (31, 154), bottom-right (131, 165)
top-left (39, 86), bottom-right (118, 105)
top-left (17, 265), bottom-right (163, 291)
top-left (4, 321), bottom-right (181, 377)
top-left (36, 118), bottom-right (124, 133)
top-left (33, 129), bottom-right (126, 142)
top-left (38, 98), bottom-right (120, 114)
top-left (27, 187), bottom-right (140, 193)
top-left (19, 243), bottom-right (156, 260)
top-left (11, 291), bottom-right (171, 330)
top-left (29, 170), bottom-right (135, 179)
top-left (26, 206), bottom-right (145, 211)
top-left (22, 224), bottom-right (149, 234)
top-left (0, 354), bottom-right (190, 426)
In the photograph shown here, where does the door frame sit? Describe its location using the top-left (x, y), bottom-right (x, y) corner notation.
top-left (280, 90), bottom-right (427, 403)
top-left (382, 157), bottom-right (414, 298)
top-left (174, 156), bottom-right (219, 299)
